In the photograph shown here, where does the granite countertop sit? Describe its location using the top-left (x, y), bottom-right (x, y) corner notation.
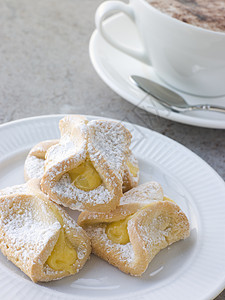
top-left (0, 0), bottom-right (224, 299)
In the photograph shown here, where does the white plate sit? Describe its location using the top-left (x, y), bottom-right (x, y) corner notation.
top-left (89, 13), bottom-right (225, 129)
top-left (0, 115), bottom-right (225, 300)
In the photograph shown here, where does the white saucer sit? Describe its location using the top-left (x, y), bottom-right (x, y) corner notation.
top-left (89, 13), bottom-right (225, 129)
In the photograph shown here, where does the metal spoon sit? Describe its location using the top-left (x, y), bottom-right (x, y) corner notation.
top-left (131, 75), bottom-right (225, 114)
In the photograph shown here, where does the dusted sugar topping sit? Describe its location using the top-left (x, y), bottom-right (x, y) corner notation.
top-left (24, 139), bottom-right (60, 182)
top-left (148, 0), bottom-right (225, 32)
top-left (120, 182), bottom-right (164, 205)
top-left (44, 116), bottom-right (89, 172)
top-left (134, 205), bottom-right (190, 254)
top-left (0, 196), bottom-right (60, 264)
top-left (24, 155), bottom-right (45, 180)
top-left (87, 120), bottom-right (131, 180)
top-left (126, 152), bottom-right (139, 178)
top-left (52, 173), bottom-right (112, 208)
top-left (44, 146), bottom-right (87, 182)
top-left (45, 140), bottom-right (84, 171)
top-left (0, 183), bottom-right (27, 196)
top-left (85, 225), bottom-right (134, 263)
top-left (135, 211), bottom-right (171, 253)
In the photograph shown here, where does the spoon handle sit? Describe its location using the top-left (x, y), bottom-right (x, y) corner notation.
top-left (173, 104), bottom-right (225, 113)
top-left (189, 104), bottom-right (225, 114)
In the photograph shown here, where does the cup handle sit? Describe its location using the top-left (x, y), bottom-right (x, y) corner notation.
top-left (95, 1), bottom-right (148, 64)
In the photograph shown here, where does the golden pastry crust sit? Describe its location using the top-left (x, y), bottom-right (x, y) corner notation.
top-left (41, 115), bottom-right (134, 212)
top-left (78, 182), bottom-right (190, 276)
top-left (122, 151), bottom-right (139, 193)
top-left (0, 179), bottom-right (91, 282)
top-left (24, 139), bottom-right (59, 182)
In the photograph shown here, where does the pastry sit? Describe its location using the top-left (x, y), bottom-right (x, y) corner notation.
top-left (0, 179), bottom-right (91, 282)
top-left (24, 139), bottom-right (59, 181)
top-left (40, 115), bottom-right (138, 212)
top-left (78, 182), bottom-right (190, 276)
top-left (25, 139), bottom-right (139, 193)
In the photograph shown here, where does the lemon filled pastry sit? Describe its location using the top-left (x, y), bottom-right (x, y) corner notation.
top-left (40, 115), bottom-right (139, 212)
top-left (24, 138), bottom-right (138, 194)
top-left (78, 181), bottom-right (190, 276)
top-left (0, 179), bottom-right (91, 282)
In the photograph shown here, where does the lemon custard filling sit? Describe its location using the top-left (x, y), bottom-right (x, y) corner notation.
top-left (46, 205), bottom-right (77, 273)
top-left (68, 159), bottom-right (102, 191)
top-left (106, 215), bottom-right (134, 245)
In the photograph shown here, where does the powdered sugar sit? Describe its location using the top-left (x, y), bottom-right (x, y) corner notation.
top-left (128, 151), bottom-right (138, 166)
top-left (88, 120), bottom-right (131, 180)
top-left (24, 155), bottom-right (45, 180)
top-left (45, 140), bottom-right (83, 171)
top-left (120, 182), bottom-right (164, 205)
top-left (0, 196), bottom-right (60, 265)
top-left (85, 225), bottom-right (134, 263)
top-left (136, 216), bottom-right (170, 253)
top-left (0, 183), bottom-right (27, 196)
top-left (53, 173), bottom-right (112, 205)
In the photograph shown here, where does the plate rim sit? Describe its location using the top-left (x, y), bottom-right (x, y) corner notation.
top-left (0, 114), bottom-right (225, 300)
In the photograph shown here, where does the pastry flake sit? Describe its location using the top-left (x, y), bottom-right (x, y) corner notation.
top-left (78, 182), bottom-right (190, 276)
top-left (40, 115), bottom-right (137, 212)
top-left (0, 179), bottom-right (91, 282)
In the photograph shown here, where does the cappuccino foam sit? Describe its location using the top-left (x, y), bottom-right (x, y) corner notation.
top-left (147, 0), bottom-right (225, 33)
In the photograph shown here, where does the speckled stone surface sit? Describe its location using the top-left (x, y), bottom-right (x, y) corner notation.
top-left (0, 0), bottom-right (224, 298)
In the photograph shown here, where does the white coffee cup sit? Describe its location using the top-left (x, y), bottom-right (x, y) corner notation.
top-left (95, 0), bottom-right (225, 97)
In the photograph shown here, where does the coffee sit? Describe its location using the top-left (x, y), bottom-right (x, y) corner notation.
top-left (146, 0), bottom-right (225, 32)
